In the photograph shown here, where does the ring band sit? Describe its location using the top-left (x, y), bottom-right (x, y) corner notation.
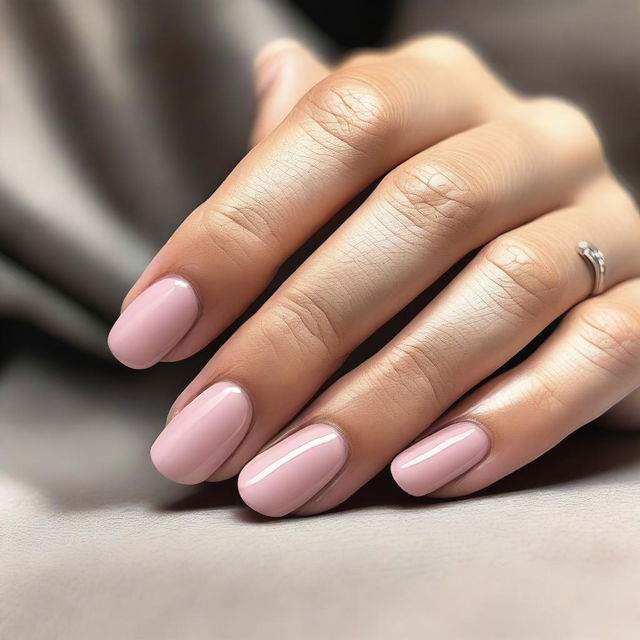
top-left (577, 241), bottom-right (606, 296)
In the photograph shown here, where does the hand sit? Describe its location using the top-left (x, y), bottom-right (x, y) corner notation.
top-left (108, 36), bottom-right (640, 517)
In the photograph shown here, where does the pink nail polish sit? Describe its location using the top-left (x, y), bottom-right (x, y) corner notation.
top-left (238, 424), bottom-right (348, 517)
top-left (151, 382), bottom-right (252, 484)
top-left (108, 276), bottom-right (199, 369)
top-left (391, 422), bottom-right (490, 497)
top-left (254, 39), bottom-right (298, 99)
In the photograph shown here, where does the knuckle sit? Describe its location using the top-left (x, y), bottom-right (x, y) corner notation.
top-left (529, 96), bottom-right (591, 127)
top-left (530, 371), bottom-right (573, 414)
top-left (384, 162), bottom-right (483, 244)
top-left (339, 50), bottom-right (384, 70)
top-left (604, 181), bottom-right (640, 219)
top-left (525, 96), bottom-right (604, 158)
top-left (196, 199), bottom-right (279, 262)
top-left (299, 75), bottom-right (396, 154)
top-left (270, 288), bottom-right (344, 357)
top-left (194, 207), bottom-right (254, 269)
top-left (399, 34), bottom-right (517, 114)
top-left (401, 33), bottom-right (478, 67)
top-left (480, 236), bottom-right (566, 318)
top-left (573, 301), bottom-right (640, 374)
top-left (377, 332), bottom-right (455, 409)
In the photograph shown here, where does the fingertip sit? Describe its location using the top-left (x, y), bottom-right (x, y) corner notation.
top-left (254, 38), bottom-right (304, 99)
top-left (108, 276), bottom-right (199, 370)
top-left (251, 38), bottom-right (329, 146)
top-left (151, 381), bottom-right (254, 485)
top-left (255, 37), bottom-right (304, 69)
top-left (390, 422), bottom-right (491, 497)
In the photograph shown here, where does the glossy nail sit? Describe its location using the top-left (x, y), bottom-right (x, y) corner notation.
top-left (238, 423), bottom-right (348, 517)
top-left (151, 381), bottom-right (252, 484)
top-left (108, 276), bottom-right (199, 369)
top-left (391, 422), bottom-right (490, 497)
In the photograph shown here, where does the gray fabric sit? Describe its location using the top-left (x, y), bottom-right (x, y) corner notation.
top-left (2, 1), bottom-right (640, 638)
top-left (3, 346), bottom-right (640, 639)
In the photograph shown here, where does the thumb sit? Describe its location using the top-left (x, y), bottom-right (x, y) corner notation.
top-left (250, 39), bottom-right (330, 147)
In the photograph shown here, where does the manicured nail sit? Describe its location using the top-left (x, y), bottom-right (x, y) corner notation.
top-left (108, 276), bottom-right (199, 369)
top-left (391, 422), bottom-right (490, 497)
top-left (151, 382), bottom-right (252, 484)
top-left (254, 38), bottom-right (299, 99)
top-left (238, 423), bottom-right (348, 517)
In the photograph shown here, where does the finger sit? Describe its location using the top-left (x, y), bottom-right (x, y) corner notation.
top-left (250, 39), bottom-right (330, 146)
top-left (393, 277), bottom-right (640, 498)
top-left (109, 35), bottom-right (513, 369)
top-left (236, 184), bottom-right (640, 516)
top-left (159, 98), bottom-right (603, 484)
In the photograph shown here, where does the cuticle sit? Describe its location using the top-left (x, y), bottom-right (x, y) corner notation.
top-left (149, 271), bottom-right (205, 318)
top-left (399, 416), bottom-right (494, 500)
top-left (154, 271), bottom-right (204, 363)
top-left (265, 416), bottom-right (352, 456)
top-left (447, 416), bottom-right (495, 454)
top-left (166, 378), bottom-right (257, 439)
top-left (411, 414), bottom-right (494, 449)
top-left (228, 378), bottom-right (258, 434)
top-left (428, 417), bottom-right (495, 487)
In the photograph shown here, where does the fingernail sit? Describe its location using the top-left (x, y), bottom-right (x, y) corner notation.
top-left (238, 423), bottom-right (348, 517)
top-left (151, 381), bottom-right (252, 484)
top-left (391, 422), bottom-right (490, 497)
top-left (254, 38), bottom-right (299, 100)
top-left (108, 276), bottom-right (199, 369)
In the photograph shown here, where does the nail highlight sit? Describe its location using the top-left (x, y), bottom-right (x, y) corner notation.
top-left (391, 422), bottom-right (490, 497)
top-left (238, 423), bottom-right (348, 517)
top-left (108, 276), bottom-right (199, 369)
top-left (151, 381), bottom-right (252, 484)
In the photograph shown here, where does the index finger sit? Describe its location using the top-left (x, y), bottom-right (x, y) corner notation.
top-left (109, 36), bottom-right (511, 368)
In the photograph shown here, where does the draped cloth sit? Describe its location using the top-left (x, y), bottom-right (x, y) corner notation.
top-left (2, 1), bottom-right (639, 637)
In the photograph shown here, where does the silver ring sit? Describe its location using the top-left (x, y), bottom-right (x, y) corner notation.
top-left (577, 241), bottom-right (606, 296)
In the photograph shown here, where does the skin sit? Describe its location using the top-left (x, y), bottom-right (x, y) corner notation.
top-left (116, 35), bottom-right (640, 515)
